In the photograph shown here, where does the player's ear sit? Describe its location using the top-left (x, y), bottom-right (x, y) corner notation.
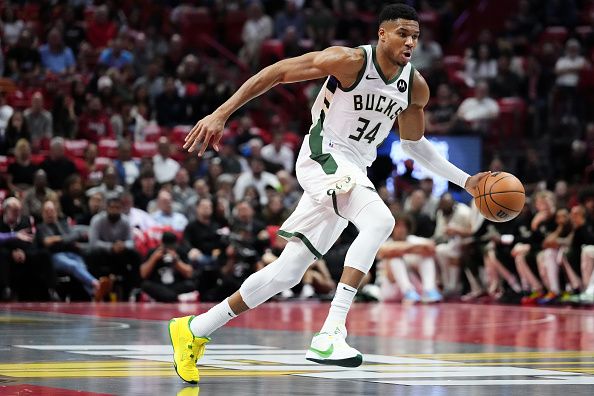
top-left (378, 26), bottom-right (386, 42)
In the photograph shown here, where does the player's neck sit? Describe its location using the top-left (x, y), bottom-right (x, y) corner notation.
top-left (375, 45), bottom-right (402, 81)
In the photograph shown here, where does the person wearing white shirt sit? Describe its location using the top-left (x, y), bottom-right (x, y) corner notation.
top-left (153, 137), bottom-right (180, 184)
top-left (555, 39), bottom-right (588, 88)
top-left (261, 133), bottom-right (294, 172)
top-left (151, 190), bottom-right (188, 232)
top-left (121, 191), bottom-right (157, 231)
top-left (239, 1), bottom-right (273, 68)
top-left (432, 193), bottom-right (473, 294)
top-left (456, 81), bottom-right (499, 133)
top-left (234, 157), bottom-right (281, 205)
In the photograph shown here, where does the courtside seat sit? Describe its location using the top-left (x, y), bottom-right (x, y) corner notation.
top-left (64, 139), bottom-right (89, 158)
top-left (133, 141), bottom-right (158, 158)
top-left (538, 26), bottom-right (569, 48)
top-left (98, 139), bottom-right (119, 159)
top-left (497, 97), bottom-right (527, 139)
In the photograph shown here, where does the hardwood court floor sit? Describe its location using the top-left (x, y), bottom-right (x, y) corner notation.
top-left (1, 301), bottom-right (594, 395)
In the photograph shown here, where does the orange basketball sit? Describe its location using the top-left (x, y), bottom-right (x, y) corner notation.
top-left (474, 172), bottom-right (525, 222)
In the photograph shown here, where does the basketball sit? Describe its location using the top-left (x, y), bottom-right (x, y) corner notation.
top-left (474, 172), bottom-right (525, 222)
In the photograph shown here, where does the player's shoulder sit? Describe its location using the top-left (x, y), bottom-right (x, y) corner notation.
top-left (318, 46), bottom-right (366, 63)
top-left (409, 65), bottom-right (430, 106)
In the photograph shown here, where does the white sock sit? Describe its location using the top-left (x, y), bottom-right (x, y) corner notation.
top-left (420, 258), bottom-right (437, 292)
top-left (189, 298), bottom-right (237, 337)
top-left (321, 282), bottom-right (357, 333)
top-left (389, 258), bottom-right (413, 292)
top-left (545, 259), bottom-right (560, 294)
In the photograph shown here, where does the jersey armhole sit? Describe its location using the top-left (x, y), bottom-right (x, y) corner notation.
top-left (407, 64), bottom-right (416, 105)
top-left (337, 46), bottom-right (367, 92)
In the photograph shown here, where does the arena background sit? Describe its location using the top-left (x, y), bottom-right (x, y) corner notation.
top-left (1, 1), bottom-right (594, 395)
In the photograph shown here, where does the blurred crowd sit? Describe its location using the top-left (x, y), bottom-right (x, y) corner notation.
top-left (2, 0), bottom-right (594, 306)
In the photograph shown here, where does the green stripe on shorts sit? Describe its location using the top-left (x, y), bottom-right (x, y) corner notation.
top-left (278, 230), bottom-right (323, 259)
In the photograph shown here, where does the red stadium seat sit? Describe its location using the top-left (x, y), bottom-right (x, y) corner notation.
top-left (142, 124), bottom-right (162, 142)
top-left (94, 157), bottom-right (112, 171)
top-left (0, 155), bottom-right (9, 173)
top-left (133, 141), bottom-right (158, 158)
top-left (181, 7), bottom-right (214, 49)
top-left (576, 25), bottom-right (593, 40)
top-left (171, 125), bottom-right (192, 144)
top-left (224, 10), bottom-right (247, 50)
top-left (64, 139), bottom-right (89, 158)
top-left (539, 26), bottom-right (569, 47)
top-left (497, 97), bottom-right (527, 139)
top-left (98, 139), bottom-right (119, 159)
top-left (443, 55), bottom-right (465, 71)
top-left (260, 40), bottom-right (284, 66)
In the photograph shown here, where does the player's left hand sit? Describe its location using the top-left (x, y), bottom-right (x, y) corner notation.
top-left (464, 171), bottom-right (491, 197)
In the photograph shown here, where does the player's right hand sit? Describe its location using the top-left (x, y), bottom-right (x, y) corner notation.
top-left (183, 112), bottom-right (226, 156)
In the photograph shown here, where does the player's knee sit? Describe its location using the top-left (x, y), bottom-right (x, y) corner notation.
top-left (367, 211), bottom-right (394, 241)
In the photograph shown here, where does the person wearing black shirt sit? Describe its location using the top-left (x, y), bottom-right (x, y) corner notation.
top-left (184, 198), bottom-right (227, 268)
top-left (5, 29), bottom-right (41, 81)
top-left (40, 137), bottom-right (77, 191)
top-left (0, 197), bottom-right (58, 301)
top-left (140, 232), bottom-right (196, 302)
top-left (7, 139), bottom-right (37, 193)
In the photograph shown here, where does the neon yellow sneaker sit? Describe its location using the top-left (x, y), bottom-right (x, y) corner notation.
top-left (168, 315), bottom-right (210, 383)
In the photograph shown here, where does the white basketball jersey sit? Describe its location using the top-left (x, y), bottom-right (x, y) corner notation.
top-left (309, 44), bottom-right (415, 172)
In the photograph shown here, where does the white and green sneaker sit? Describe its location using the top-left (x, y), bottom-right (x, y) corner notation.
top-left (305, 324), bottom-right (363, 367)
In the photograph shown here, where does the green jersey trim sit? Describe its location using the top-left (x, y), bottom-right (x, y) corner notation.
top-left (407, 64), bottom-right (415, 105)
top-left (278, 230), bottom-right (323, 259)
top-left (338, 46), bottom-right (367, 92)
top-left (309, 111), bottom-right (338, 175)
top-left (372, 45), bottom-right (404, 85)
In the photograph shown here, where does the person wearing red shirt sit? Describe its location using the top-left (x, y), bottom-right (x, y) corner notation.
top-left (85, 5), bottom-right (117, 49)
top-left (77, 96), bottom-right (114, 141)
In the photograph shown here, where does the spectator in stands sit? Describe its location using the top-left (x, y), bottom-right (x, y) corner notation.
top-left (0, 5), bottom-right (24, 48)
top-left (88, 195), bottom-right (140, 299)
top-left (513, 191), bottom-right (556, 304)
top-left (403, 189), bottom-right (435, 238)
top-left (82, 143), bottom-right (103, 188)
top-left (281, 26), bottom-right (306, 58)
top-left (40, 137), bottom-right (77, 191)
top-left (133, 62), bottom-right (164, 107)
top-left (52, 94), bottom-right (77, 138)
top-left (305, 0), bottom-right (335, 50)
top-left (424, 83), bottom-right (457, 134)
top-left (184, 198), bottom-right (227, 269)
top-left (6, 139), bottom-right (36, 194)
top-left (410, 28), bottom-right (442, 74)
top-left (554, 39), bottom-right (588, 121)
top-left (155, 77), bottom-right (187, 127)
top-left (455, 80), bottom-right (499, 134)
top-left (36, 200), bottom-right (112, 301)
top-left (60, 174), bottom-right (87, 225)
top-left (172, 168), bottom-right (194, 207)
top-left (217, 138), bottom-right (243, 175)
top-left (378, 215), bottom-right (441, 303)
top-left (79, 191), bottom-right (104, 226)
top-left (24, 92), bottom-right (53, 148)
top-left (140, 231), bottom-right (197, 302)
top-left (22, 169), bottom-right (58, 221)
top-left (151, 189), bottom-right (188, 232)
top-left (184, 179), bottom-right (211, 220)
top-left (114, 141), bottom-right (139, 187)
top-left (433, 193), bottom-right (473, 295)
top-left (78, 95), bottom-right (115, 141)
top-left (464, 44), bottom-right (497, 87)
top-left (536, 207), bottom-right (574, 304)
top-left (163, 34), bottom-right (184, 77)
top-left (234, 157), bottom-right (281, 205)
top-left (0, 90), bottom-right (14, 136)
top-left (2, 110), bottom-right (30, 155)
top-left (153, 137), bottom-right (180, 185)
top-left (39, 28), bottom-right (76, 76)
top-left (239, 1), bottom-right (273, 69)
top-left (121, 191), bottom-right (156, 231)
top-left (261, 193), bottom-right (290, 226)
top-left (62, 6), bottom-right (86, 54)
top-left (133, 169), bottom-right (158, 212)
top-left (274, 0), bottom-right (305, 39)
top-left (490, 53), bottom-right (524, 98)
top-left (261, 131), bottom-right (294, 173)
top-left (276, 170), bottom-right (301, 210)
top-left (98, 35), bottom-right (134, 70)
top-left (5, 29), bottom-right (41, 81)
top-left (335, 1), bottom-right (367, 47)
top-left (0, 197), bottom-right (58, 301)
top-left (563, 205), bottom-right (594, 303)
top-left (86, 5), bottom-right (117, 49)
top-left (86, 166), bottom-right (125, 199)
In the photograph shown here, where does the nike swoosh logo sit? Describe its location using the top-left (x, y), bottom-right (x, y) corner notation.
top-left (343, 286), bottom-right (356, 292)
top-left (309, 344), bottom-right (334, 358)
top-left (365, 75), bottom-right (379, 80)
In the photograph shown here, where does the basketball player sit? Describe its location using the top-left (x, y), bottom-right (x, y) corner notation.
top-left (169, 4), bottom-right (488, 383)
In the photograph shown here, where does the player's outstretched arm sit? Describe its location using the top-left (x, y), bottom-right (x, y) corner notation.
top-left (184, 46), bottom-right (364, 156)
top-left (398, 70), bottom-right (489, 196)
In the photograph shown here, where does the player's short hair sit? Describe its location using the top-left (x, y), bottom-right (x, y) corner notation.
top-left (379, 3), bottom-right (418, 25)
